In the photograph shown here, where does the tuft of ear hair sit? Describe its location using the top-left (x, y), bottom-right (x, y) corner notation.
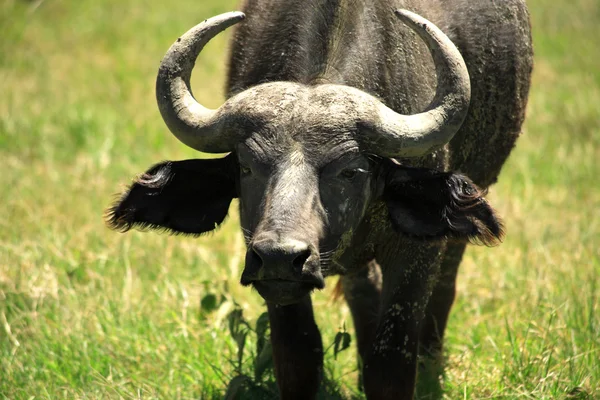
top-left (442, 174), bottom-right (504, 246)
top-left (104, 162), bottom-right (177, 234)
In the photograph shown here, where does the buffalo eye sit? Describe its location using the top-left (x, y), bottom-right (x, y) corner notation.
top-left (240, 164), bottom-right (252, 176)
top-left (339, 168), bottom-right (358, 180)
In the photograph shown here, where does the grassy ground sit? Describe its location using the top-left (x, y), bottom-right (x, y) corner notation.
top-left (1, 0), bottom-right (598, 398)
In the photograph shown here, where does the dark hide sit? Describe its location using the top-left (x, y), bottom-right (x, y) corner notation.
top-left (381, 160), bottom-right (504, 245)
top-left (105, 155), bottom-right (238, 235)
top-left (222, 1), bottom-right (532, 398)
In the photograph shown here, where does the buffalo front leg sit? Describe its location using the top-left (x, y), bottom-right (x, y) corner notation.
top-left (267, 295), bottom-right (323, 400)
top-left (341, 259), bottom-right (382, 389)
top-left (362, 240), bottom-right (445, 400)
top-left (420, 242), bottom-right (467, 359)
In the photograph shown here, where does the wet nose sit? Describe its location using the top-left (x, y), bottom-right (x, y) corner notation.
top-left (252, 239), bottom-right (311, 272)
top-left (241, 238), bottom-right (314, 285)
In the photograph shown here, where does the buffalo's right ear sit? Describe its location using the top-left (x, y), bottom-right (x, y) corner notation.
top-left (105, 154), bottom-right (238, 235)
top-left (380, 159), bottom-right (504, 246)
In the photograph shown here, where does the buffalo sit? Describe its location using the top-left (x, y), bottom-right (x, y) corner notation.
top-left (106, 0), bottom-right (533, 398)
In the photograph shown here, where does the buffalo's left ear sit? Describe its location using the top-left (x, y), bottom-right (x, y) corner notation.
top-left (381, 161), bottom-right (504, 245)
top-left (105, 154), bottom-right (238, 235)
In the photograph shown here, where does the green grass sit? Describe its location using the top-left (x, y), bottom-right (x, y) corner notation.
top-left (1, 0), bottom-right (598, 398)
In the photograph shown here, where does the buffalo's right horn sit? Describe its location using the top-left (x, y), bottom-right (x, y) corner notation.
top-left (156, 12), bottom-right (245, 153)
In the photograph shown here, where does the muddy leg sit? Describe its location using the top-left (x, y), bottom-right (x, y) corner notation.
top-left (362, 240), bottom-right (444, 400)
top-left (419, 242), bottom-right (467, 358)
top-left (341, 259), bottom-right (382, 388)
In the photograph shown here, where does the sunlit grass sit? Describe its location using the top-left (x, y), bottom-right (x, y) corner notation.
top-left (1, 0), bottom-right (598, 398)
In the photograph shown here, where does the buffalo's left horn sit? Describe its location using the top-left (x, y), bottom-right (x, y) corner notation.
top-left (358, 9), bottom-right (471, 158)
top-left (156, 12), bottom-right (245, 153)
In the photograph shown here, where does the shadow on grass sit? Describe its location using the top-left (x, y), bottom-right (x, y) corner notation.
top-left (207, 306), bottom-right (449, 399)
top-left (214, 374), bottom-right (365, 400)
top-left (415, 356), bottom-right (445, 400)
top-left (216, 360), bottom-right (446, 400)
top-left (213, 357), bottom-right (447, 400)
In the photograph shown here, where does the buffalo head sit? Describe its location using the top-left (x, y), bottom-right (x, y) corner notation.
top-left (106, 10), bottom-right (503, 305)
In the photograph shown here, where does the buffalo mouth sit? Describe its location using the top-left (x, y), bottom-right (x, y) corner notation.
top-left (252, 279), bottom-right (321, 305)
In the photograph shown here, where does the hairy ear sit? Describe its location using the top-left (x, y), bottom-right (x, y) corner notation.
top-left (105, 154), bottom-right (238, 235)
top-left (382, 162), bottom-right (504, 246)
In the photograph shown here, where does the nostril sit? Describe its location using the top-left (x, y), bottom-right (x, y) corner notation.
top-left (292, 249), bottom-right (311, 271)
top-left (250, 248), bottom-right (263, 265)
top-left (241, 248), bottom-right (264, 286)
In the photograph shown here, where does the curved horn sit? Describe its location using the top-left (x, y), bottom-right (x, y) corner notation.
top-left (359, 9), bottom-right (471, 158)
top-left (156, 12), bottom-right (245, 153)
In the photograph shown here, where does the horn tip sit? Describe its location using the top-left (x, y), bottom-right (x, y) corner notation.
top-left (393, 9), bottom-right (421, 23)
top-left (229, 11), bottom-right (246, 21)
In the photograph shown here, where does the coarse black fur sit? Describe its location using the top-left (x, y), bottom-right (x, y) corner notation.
top-left (224, 2), bottom-right (532, 397)
top-left (228, 1), bottom-right (531, 398)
